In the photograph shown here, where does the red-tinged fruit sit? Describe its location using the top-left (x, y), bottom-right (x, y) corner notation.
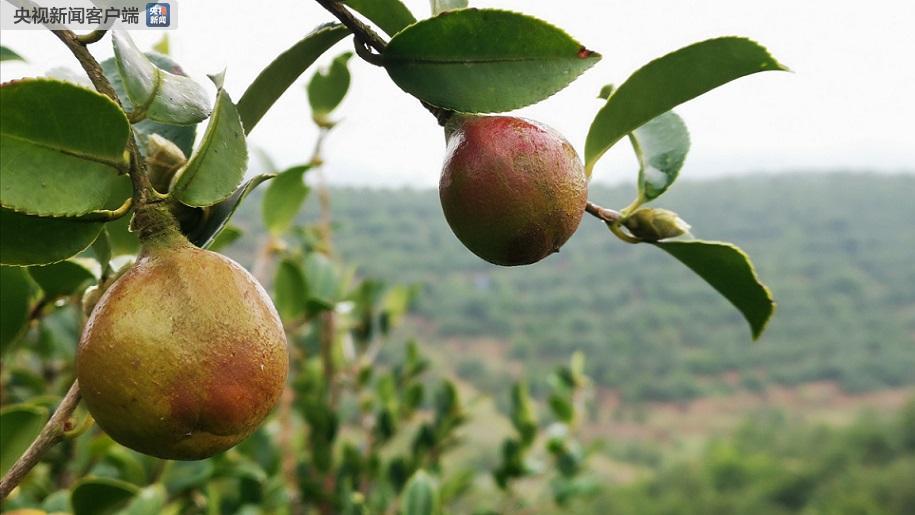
top-left (439, 116), bottom-right (588, 266)
top-left (77, 215), bottom-right (287, 460)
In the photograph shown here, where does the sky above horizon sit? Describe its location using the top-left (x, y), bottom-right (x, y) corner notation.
top-left (2, 0), bottom-right (913, 187)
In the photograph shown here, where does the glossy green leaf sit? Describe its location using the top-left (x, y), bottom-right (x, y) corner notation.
top-left (403, 470), bottom-right (441, 515)
top-left (274, 258), bottom-right (309, 322)
top-left (343, 0), bottom-right (415, 37)
top-left (431, 0), bottom-right (468, 15)
top-left (0, 209), bottom-right (104, 266)
top-left (111, 31), bottom-right (211, 125)
top-left (655, 240), bottom-right (775, 339)
top-left (631, 111), bottom-right (690, 200)
top-left (263, 165), bottom-right (312, 235)
top-left (171, 88), bottom-right (248, 207)
top-left (0, 266), bottom-right (34, 355)
top-left (121, 484), bottom-right (166, 515)
top-left (307, 53), bottom-right (353, 123)
top-left (0, 79), bottom-right (129, 217)
top-left (383, 9), bottom-right (600, 113)
top-left (188, 174), bottom-right (275, 249)
top-left (0, 404), bottom-right (48, 476)
top-left (101, 54), bottom-right (198, 158)
top-left (585, 37), bottom-right (787, 174)
top-left (0, 45), bottom-right (25, 62)
top-left (207, 225), bottom-right (242, 252)
top-left (71, 477), bottom-right (139, 515)
top-left (28, 260), bottom-right (96, 299)
top-left (238, 23), bottom-right (350, 134)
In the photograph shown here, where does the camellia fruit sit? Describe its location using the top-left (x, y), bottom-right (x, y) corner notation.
top-left (77, 206), bottom-right (288, 460)
top-left (439, 116), bottom-right (588, 266)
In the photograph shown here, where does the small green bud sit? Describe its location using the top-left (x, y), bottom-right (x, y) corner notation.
top-left (623, 208), bottom-right (691, 242)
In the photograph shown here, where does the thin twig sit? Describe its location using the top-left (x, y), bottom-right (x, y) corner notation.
top-left (76, 29), bottom-right (107, 45)
top-left (51, 30), bottom-right (160, 207)
top-left (584, 201), bottom-right (622, 224)
top-left (0, 381), bottom-right (82, 499)
top-left (312, 0), bottom-right (386, 52)
top-left (311, 0), bottom-right (454, 126)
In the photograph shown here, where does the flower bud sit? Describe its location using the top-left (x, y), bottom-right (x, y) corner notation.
top-left (623, 208), bottom-right (691, 242)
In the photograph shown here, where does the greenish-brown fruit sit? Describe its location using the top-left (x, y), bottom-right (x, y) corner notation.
top-left (439, 116), bottom-right (588, 266)
top-left (77, 214), bottom-right (287, 460)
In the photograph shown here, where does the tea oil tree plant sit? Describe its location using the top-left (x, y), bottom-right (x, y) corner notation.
top-left (1, 0), bottom-right (787, 511)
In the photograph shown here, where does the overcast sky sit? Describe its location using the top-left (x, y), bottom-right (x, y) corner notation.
top-left (2, 0), bottom-right (913, 187)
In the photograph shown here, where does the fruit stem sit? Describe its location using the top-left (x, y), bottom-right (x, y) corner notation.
top-left (132, 202), bottom-right (189, 249)
top-left (0, 381), bottom-right (82, 500)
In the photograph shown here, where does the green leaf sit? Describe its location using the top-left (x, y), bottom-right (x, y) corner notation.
top-left (263, 165), bottom-right (312, 235)
top-left (0, 209), bottom-right (104, 266)
top-left (654, 240), bottom-right (775, 339)
top-left (101, 54), bottom-right (199, 158)
top-left (274, 258), bottom-right (309, 322)
top-left (510, 381), bottom-right (537, 445)
top-left (307, 53), bottom-right (353, 124)
top-left (403, 470), bottom-right (441, 515)
top-left (305, 252), bottom-right (342, 313)
top-left (597, 83), bottom-right (614, 100)
top-left (0, 404), bottom-right (48, 476)
top-left (631, 111), bottom-right (690, 200)
top-left (188, 174), bottom-right (275, 249)
top-left (431, 0), bottom-right (468, 15)
top-left (171, 88), bottom-right (248, 207)
top-left (105, 215), bottom-right (139, 257)
top-left (585, 37), bottom-right (787, 174)
top-left (343, 0), bottom-right (415, 37)
top-left (111, 30), bottom-right (211, 125)
top-left (71, 477), bottom-right (139, 515)
top-left (0, 266), bottom-right (34, 355)
top-left (0, 45), bottom-right (25, 62)
top-left (152, 34), bottom-right (170, 55)
top-left (207, 225), bottom-right (242, 252)
top-left (28, 260), bottom-right (96, 299)
top-left (238, 23), bottom-right (350, 134)
top-left (0, 79), bottom-right (129, 217)
top-left (383, 9), bottom-right (600, 113)
top-left (121, 485), bottom-right (166, 515)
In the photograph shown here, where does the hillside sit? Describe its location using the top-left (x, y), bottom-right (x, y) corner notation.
top-left (227, 173), bottom-right (915, 405)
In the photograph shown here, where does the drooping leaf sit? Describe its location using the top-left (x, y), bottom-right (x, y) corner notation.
top-left (71, 477), bottom-right (139, 515)
top-left (238, 23), bottom-right (350, 134)
top-left (28, 260), bottom-right (96, 299)
top-left (207, 225), bottom-right (242, 252)
top-left (343, 0), bottom-right (415, 37)
top-left (0, 45), bottom-right (25, 62)
top-left (307, 53), bottom-right (353, 124)
top-left (274, 258), bottom-right (309, 322)
top-left (101, 54), bottom-right (199, 158)
top-left (0, 79), bottom-right (129, 217)
top-left (383, 9), bottom-right (600, 113)
top-left (403, 470), bottom-right (441, 515)
top-left (188, 174), bottom-right (275, 249)
top-left (0, 404), bottom-right (48, 476)
top-left (585, 37), bottom-right (787, 174)
top-left (111, 30), bottom-right (211, 125)
top-left (430, 0), bottom-right (468, 15)
top-left (631, 111), bottom-right (689, 200)
top-left (654, 239), bottom-right (775, 339)
top-left (171, 88), bottom-right (248, 207)
top-left (263, 165), bottom-right (312, 235)
top-left (0, 209), bottom-right (104, 266)
top-left (0, 266), bottom-right (35, 355)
